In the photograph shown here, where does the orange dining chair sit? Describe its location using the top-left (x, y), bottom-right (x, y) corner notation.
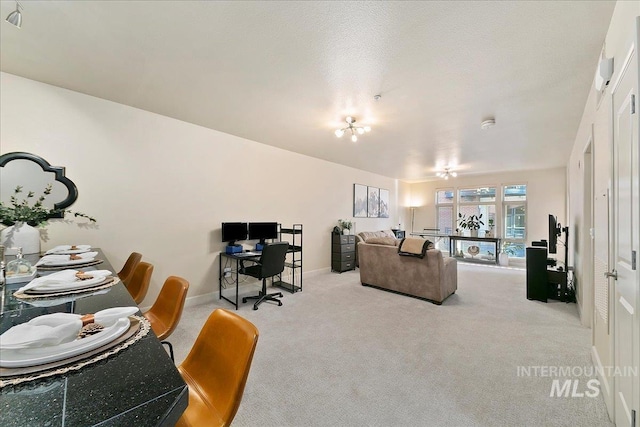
top-left (176, 309), bottom-right (259, 427)
top-left (143, 276), bottom-right (189, 361)
top-left (126, 261), bottom-right (153, 304)
top-left (117, 252), bottom-right (142, 287)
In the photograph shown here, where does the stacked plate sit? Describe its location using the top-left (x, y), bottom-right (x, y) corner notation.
top-left (36, 251), bottom-right (99, 268)
top-left (17, 269), bottom-right (113, 296)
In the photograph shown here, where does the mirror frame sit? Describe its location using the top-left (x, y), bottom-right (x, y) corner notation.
top-left (0, 152), bottom-right (79, 219)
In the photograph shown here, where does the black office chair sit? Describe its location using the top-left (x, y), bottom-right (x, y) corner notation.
top-left (241, 242), bottom-right (289, 310)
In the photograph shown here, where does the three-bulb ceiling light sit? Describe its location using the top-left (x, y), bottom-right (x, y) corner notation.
top-left (334, 117), bottom-right (371, 142)
top-left (436, 168), bottom-right (457, 180)
top-left (5, 1), bottom-right (23, 28)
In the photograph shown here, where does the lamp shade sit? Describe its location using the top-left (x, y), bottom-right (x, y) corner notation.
top-left (6, 9), bottom-right (21, 28)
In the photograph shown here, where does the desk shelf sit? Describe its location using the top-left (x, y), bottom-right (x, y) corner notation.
top-left (276, 224), bottom-right (303, 293)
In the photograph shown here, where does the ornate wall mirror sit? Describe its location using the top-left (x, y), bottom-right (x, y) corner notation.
top-left (0, 152), bottom-right (79, 220)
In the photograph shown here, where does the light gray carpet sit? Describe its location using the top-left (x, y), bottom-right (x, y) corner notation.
top-left (170, 263), bottom-right (613, 427)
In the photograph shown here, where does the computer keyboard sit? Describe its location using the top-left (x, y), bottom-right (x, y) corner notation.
top-left (235, 252), bottom-right (260, 257)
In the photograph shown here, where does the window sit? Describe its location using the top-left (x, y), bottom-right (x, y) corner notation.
top-left (503, 185), bottom-right (527, 258)
top-left (458, 187), bottom-right (496, 235)
top-left (435, 189), bottom-right (454, 251)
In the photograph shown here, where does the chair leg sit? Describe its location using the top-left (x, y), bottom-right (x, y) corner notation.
top-left (161, 340), bottom-right (174, 362)
top-left (242, 278), bottom-right (282, 310)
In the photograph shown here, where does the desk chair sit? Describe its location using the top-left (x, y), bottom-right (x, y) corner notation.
top-left (240, 241), bottom-right (289, 310)
top-left (126, 261), bottom-right (153, 304)
top-left (143, 276), bottom-right (189, 361)
top-left (176, 309), bottom-right (259, 427)
top-left (117, 252), bottom-right (142, 287)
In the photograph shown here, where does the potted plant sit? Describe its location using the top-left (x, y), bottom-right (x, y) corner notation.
top-left (457, 213), bottom-right (484, 237)
top-left (0, 184), bottom-right (96, 254)
top-left (485, 218), bottom-right (495, 238)
top-left (338, 219), bottom-right (353, 235)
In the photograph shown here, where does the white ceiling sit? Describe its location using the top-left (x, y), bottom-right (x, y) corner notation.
top-left (0, 1), bottom-right (616, 182)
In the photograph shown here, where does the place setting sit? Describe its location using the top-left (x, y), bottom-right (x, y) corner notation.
top-left (12, 269), bottom-right (120, 300)
top-left (35, 249), bottom-right (103, 270)
top-left (0, 306), bottom-right (150, 387)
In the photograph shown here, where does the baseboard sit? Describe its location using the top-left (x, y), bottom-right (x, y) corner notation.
top-left (591, 345), bottom-right (614, 419)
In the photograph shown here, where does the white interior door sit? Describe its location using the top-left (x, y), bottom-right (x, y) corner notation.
top-left (612, 24), bottom-right (639, 427)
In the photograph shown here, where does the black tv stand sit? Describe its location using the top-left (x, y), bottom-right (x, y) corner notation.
top-left (526, 247), bottom-right (570, 302)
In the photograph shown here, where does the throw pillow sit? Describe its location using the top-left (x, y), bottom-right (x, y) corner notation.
top-left (366, 237), bottom-right (399, 246)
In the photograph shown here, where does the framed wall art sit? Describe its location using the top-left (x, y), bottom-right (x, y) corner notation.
top-left (379, 188), bottom-right (389, 218)
top-left (367, 186), bottom-right (380, 218)
top-left (353, 184), bottom-right (368, 217)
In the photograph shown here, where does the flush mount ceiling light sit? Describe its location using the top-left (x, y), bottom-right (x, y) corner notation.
top-left (334, 116), bottom-right (371, 143)
top-left (480, 118), bottom-right (496, 130)
top-left (436, 168), bottom-right (457, 180)
top-left (5, 1), bottom-right (23, 28)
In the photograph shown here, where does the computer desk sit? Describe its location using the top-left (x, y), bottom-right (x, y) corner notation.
top-left (219, 251), bottom-right (261, 309)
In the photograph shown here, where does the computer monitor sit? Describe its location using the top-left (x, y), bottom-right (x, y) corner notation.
top-left (248, 222), bottom-right (278, 244)
top-left (221, 222), bottom-right (248, 245)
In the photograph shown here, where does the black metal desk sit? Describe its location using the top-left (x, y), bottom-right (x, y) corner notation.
top-left (219, 252), bottom-right (261, 309)
top-left (448, 235), bottom-right (502, 265)
top-left (0, 249), bottom-right (188, 427)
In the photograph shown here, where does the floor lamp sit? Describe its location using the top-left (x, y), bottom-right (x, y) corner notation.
top-left (410, 207), bottom-right (416, 233)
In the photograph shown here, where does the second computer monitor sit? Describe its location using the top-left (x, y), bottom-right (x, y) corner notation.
top-left (248, 222), bottom-right (278, 244)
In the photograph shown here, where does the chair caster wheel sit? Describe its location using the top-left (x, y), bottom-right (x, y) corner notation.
top-left (253, 306), bottom-right (258, 310)
top-left (242, 298), bottom-right (247, 303)
top-left (278, 302), bottom-right (282, 306)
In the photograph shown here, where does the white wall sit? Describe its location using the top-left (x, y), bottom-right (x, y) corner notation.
top-left (408, 168), bottom-right (566, 251)
top-left (0, 72), bottom-right (410, 304)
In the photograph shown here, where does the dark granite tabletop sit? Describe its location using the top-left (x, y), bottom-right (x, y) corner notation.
top-left (0, 249), bottom-right (188, 426)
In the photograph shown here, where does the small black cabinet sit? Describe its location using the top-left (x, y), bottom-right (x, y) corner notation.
top-left (331, 233), bottom-right (356, 272)
top-left (391, 229), bottom-right (406, 239)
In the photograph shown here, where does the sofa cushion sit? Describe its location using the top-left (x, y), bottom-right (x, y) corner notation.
top-left (366, 236), bottom-right (399, 246)
top-left (357, 230), bottom-right (396, 243)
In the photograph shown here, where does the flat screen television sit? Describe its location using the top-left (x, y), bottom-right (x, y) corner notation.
top-left (221, 222), bottom-right (248, 245)
top-left (548, 214), bottom-right (560, 254)
top-left (248, 222), bottom-right (278, 244)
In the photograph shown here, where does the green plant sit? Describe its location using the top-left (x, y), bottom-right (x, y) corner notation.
top-left (457, 213), bottom-right (484, 231)
top-left (502, 242), bottom-right (519, 256)
top-left (338, 219), bottom-right (353, 230)
top-left (0, 184), bottom-right (96, 227)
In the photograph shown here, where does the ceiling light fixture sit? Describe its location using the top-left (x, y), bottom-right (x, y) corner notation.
top-left (480, 118), bottom-right (496, 130)
top-left (5, 1), bottom-right (23, 28)
top-left (334, 116), bottom-right (371, 143)
top-left (436, 168), bottom-right (457, 180)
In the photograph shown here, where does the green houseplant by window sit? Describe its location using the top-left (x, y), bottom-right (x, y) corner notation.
top-left (457, 213), bottom-right (484, 237)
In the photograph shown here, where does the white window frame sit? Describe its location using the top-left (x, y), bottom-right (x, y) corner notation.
top-left (502, 183), bottom-right (527, 258)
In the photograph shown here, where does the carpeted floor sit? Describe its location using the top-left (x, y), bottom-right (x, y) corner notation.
top-left (170, 263), bottom-right (613, 427)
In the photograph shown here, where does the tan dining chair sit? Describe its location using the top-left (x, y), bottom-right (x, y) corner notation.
top-left (117, 252), bottom-right (142, 287)
top-left (126, 261), bottom-right (153, 304)
top-left (176, 309), bottom-right (259, 427)
top-left (143, 276), bottom-right (189, 361)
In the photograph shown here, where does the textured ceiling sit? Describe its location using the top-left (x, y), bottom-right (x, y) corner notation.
top-left (0, 1), bottom-right (616, 181)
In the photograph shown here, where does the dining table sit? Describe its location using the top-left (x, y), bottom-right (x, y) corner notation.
top-left (0, 248), bottom-right (188, 427)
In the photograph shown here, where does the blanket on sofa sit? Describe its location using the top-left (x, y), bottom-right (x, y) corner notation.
top-left (398, 237), bottom-right (433, 258)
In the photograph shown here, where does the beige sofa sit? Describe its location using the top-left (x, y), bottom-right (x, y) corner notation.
top-left (357, 241), bottom-right (457, 305)
top-left (355, 230), bottom-right (397, 266)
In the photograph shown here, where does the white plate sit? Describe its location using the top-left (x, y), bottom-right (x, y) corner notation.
top-left (39, 258), bottom-right (97, 267)
top-left (48, 248), bottom-right (92, 255)
top-left (0, 317), bottom-right (130, 368)
top-left (24, 277), bottom-right (112, 294)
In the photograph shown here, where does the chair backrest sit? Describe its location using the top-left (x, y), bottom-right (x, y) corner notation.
top-left (118, 252), bottom-right (142, 286)
top-left (178, 309), bottom-right (259, 426)
top-left (258, 241), bottom-right (289, 278)
top-left (143, 276), bottom-right (189, 341)
top-left (126, 261), bottom-right (153, 304)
